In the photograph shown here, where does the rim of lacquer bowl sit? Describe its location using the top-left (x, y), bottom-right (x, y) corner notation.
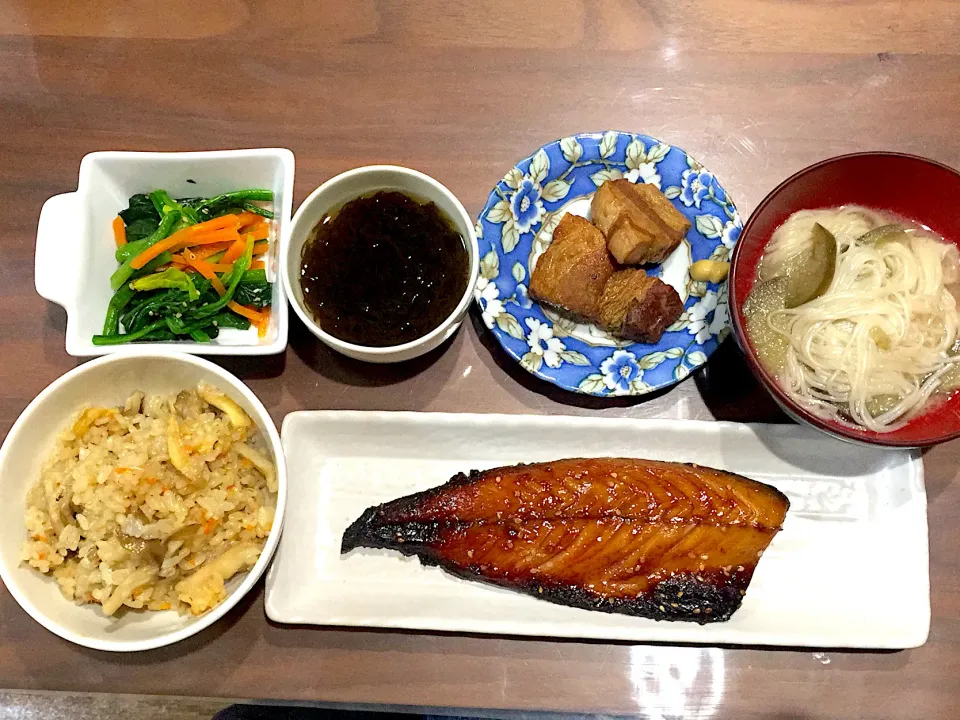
top-left (729, 151), bottom-right (960, 448)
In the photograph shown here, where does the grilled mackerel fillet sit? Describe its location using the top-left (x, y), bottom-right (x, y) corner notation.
top-left (341, 458), bottom-right (789, 623)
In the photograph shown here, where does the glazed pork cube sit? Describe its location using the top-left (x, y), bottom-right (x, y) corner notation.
top-left (598, 269), bottom-right (684, 343)
top-left (591, 180), bottom-right (691, 265)
top-left (529, 214), bottom-right (615, 322)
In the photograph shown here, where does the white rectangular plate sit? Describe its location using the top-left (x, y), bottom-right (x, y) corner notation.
top-left (266, 412), bottom-right (930, 649)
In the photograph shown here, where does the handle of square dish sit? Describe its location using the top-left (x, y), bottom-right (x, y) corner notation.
top-left (35, 192), bottom-right (81, 307)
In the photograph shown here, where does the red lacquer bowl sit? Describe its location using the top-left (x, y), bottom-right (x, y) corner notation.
top-left (729, 152), bottom-right (960, 447)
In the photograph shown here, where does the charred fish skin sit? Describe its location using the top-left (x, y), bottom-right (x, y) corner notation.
top-left (341, 458), bottom-right (789, 624)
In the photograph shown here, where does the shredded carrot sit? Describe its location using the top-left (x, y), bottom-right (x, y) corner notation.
top-left (240, 217), bottom-right (267, 232)
top-left (211, 276), bottom-right (229, 298)
top-left (256, 306), bottom-right (271, 337)
top-left (145, 477), bottom-right (157, 484)
top-left (188, 242), bottom-right (234, 261)
top-left (227, 301), bottom-right (266, 325)
top-left (220, 236), bottom-right (248, 266)
top-left (252, 241), bottom-right (269, 256)
top-left (37, 552), bottom-right (46, 560)
top-left (246, 224), bottom-right (269, 241)
top-left (182, 249), bottom-right (227, 296)
top-left (209, 260), bottom-right (263, 272)
top-left (112, 216), bottom-right (126, 246)
top-left (234, 212), bottom-right (261, 228)
top-left (129, 226), bottom-right (193, 269)
top-left (191, 214), bottom-right (241, 234)
top-left (129, 216), bottom-right (240, 269)
top-left (186, 227), bottom-right (241, 246)
top-left (203, 518), bottom-right (217, 535)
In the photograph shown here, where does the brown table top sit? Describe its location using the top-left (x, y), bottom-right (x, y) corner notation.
top-left (2, 1), bottom-right (960, 717)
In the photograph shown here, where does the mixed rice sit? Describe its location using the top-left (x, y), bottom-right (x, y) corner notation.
top-left (21, 382), bottom-right (276, 616)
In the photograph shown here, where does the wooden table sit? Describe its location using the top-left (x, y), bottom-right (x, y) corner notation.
top-left (1, 1), bottom-right (959, 717)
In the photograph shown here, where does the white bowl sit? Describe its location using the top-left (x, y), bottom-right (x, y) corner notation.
top-left (0, 352), bottom-right (287, 652)
top-left (282, 165), bottom-right (479, 363)
top-left (35, 149), bottom-right (294, 357)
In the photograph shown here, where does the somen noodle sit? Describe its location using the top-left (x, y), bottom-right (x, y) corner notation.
top-left (748, 206), bottom-right (960, 433)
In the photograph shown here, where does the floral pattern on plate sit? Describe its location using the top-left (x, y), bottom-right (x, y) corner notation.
top-left (475, 131), bottom-right (741, 397)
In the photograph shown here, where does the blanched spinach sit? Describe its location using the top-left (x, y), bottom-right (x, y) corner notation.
top-left (191, 189), bottom-right (275, 220)
top-left (124, 218), bottom-right (161, 243)
top-left (118, 194), bottom-right (160, 226)
top-left (234, 269), bottom-right (272, 308)
top-left (99, 189), bottom-right (274, 344)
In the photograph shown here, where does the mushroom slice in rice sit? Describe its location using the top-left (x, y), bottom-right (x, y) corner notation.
top-left (197, 382), bottom-right (251, 430)
top-left (235, 442), bottom-right (277, 493)
top-left (101, 567), bottom-right (157, 616)
top-left (176, 542), bottom-right (261, 614)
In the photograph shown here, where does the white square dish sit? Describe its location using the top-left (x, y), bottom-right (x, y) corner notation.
top-left (35, 149), bottom-right (294, 356)
top-left (266, 411), bottom-right (930, 649)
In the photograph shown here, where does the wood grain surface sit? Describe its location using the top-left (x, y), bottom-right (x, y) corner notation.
top-left (1, 0), bottom-right (959, 717)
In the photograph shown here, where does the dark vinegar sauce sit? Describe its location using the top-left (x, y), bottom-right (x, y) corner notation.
top-left (300, 190), bottom-right (469, 347)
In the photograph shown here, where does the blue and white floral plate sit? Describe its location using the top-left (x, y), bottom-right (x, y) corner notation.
top-left (474, 131), bottom-right (741, 397)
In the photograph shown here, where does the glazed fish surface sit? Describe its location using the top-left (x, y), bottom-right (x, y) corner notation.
top-left (341, 458), bottom-right (789, 624)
